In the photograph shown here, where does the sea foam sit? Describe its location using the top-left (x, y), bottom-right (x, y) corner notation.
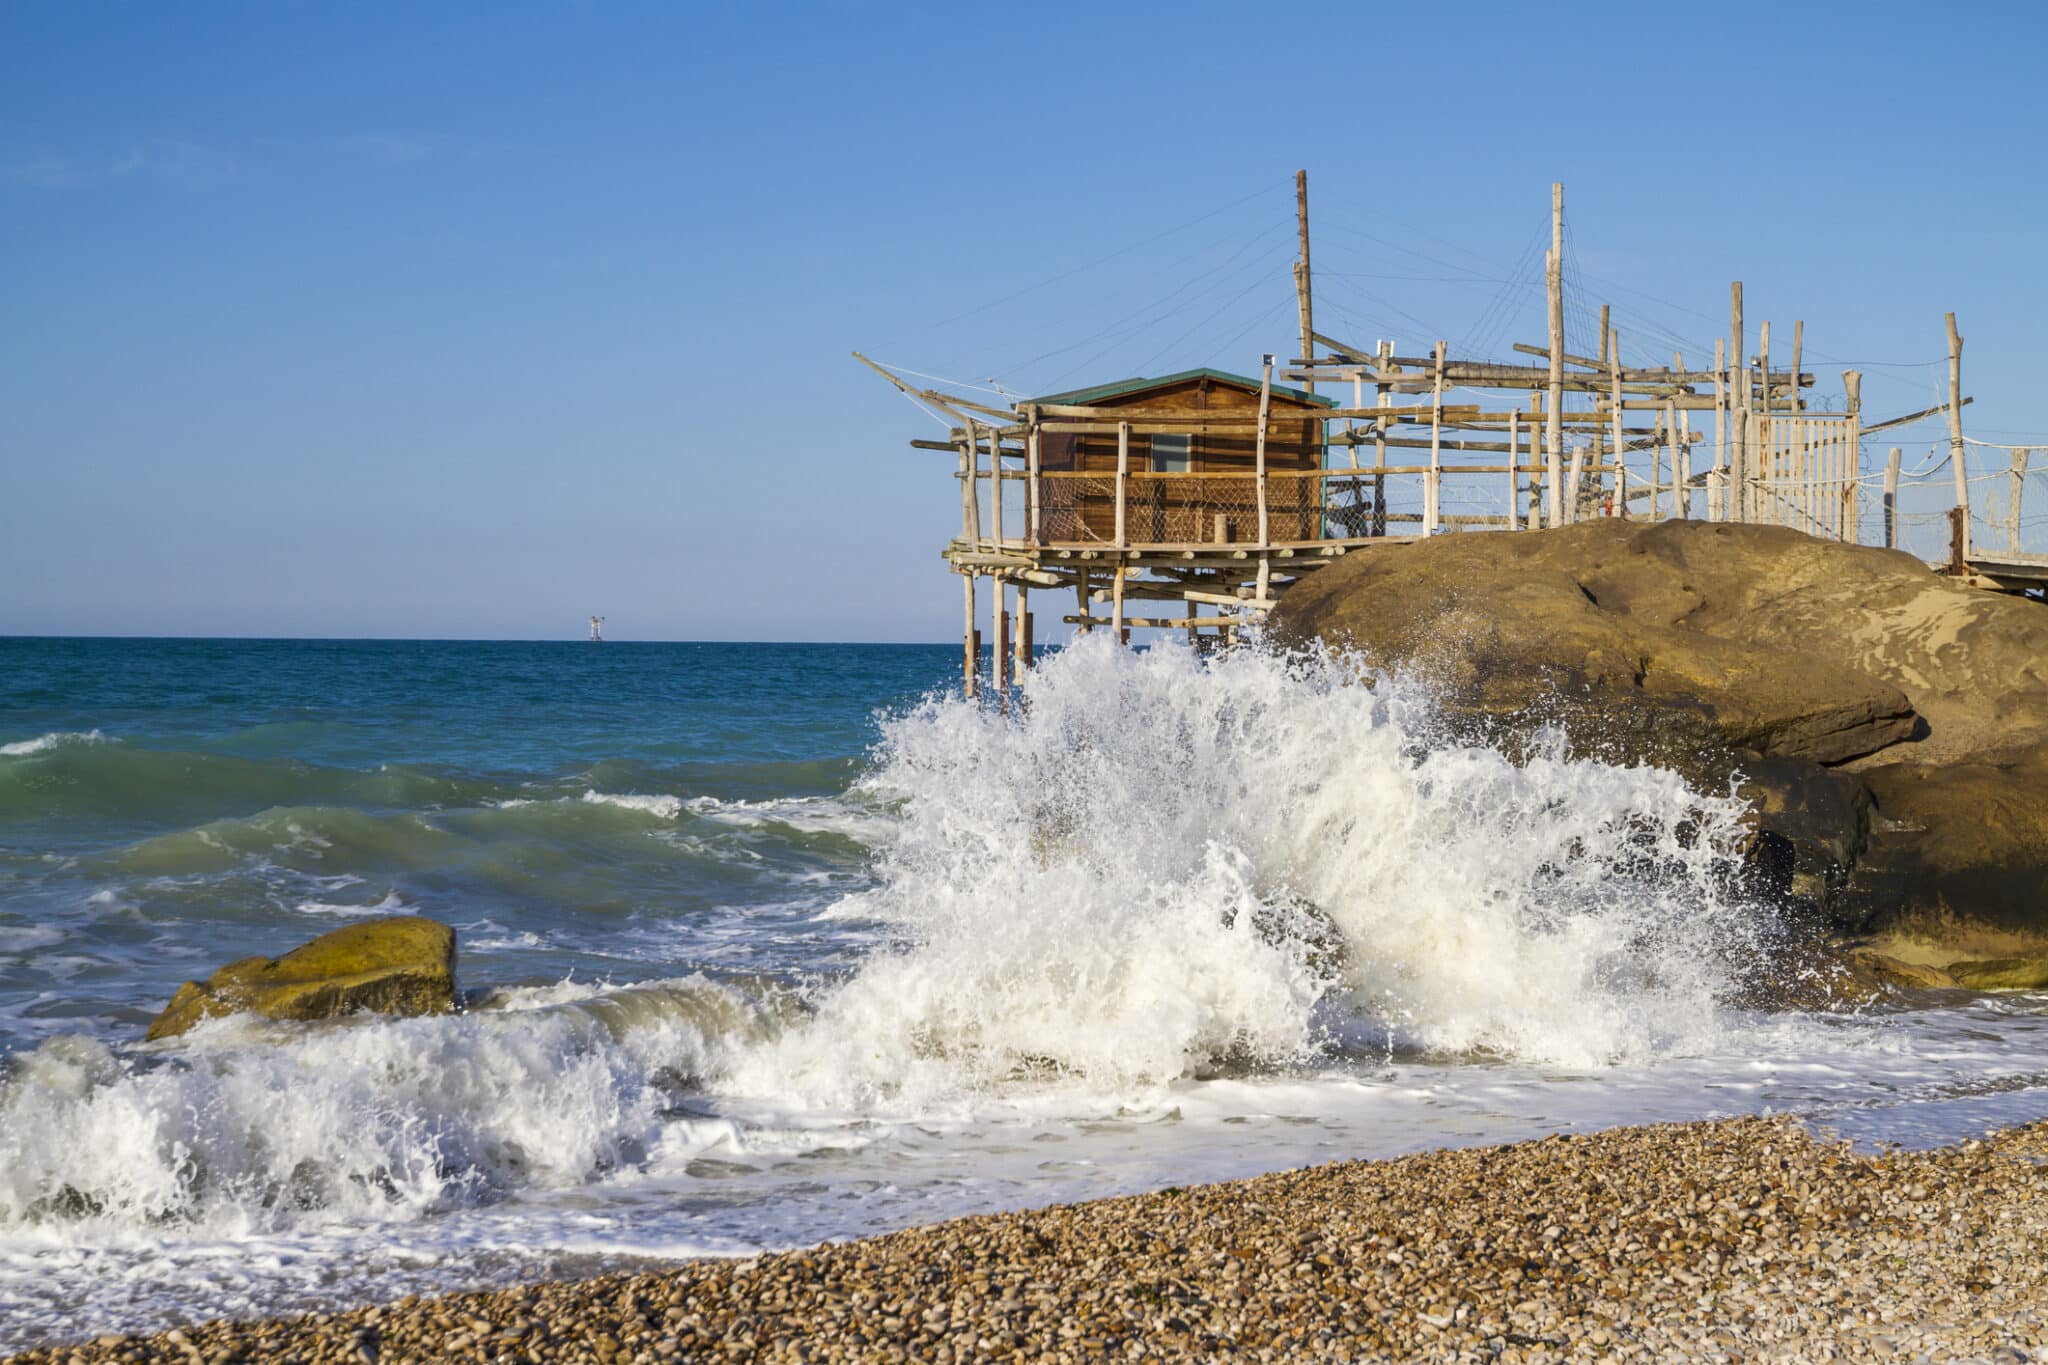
top-left (0, 639), bottom-right (1768, 1242)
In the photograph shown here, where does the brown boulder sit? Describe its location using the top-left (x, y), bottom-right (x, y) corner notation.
top-left (1271, 521), bottom-right (1920, 766)
top-left (1268, 520), bottom-right (2048, 958)
top-left (147, 916), bottom-right (456, 1041)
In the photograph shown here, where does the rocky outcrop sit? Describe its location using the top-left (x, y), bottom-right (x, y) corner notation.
top-left (1268, 519), bottom-right (2048, 984)
top-left (146, 916), bottom-right (456, 1040)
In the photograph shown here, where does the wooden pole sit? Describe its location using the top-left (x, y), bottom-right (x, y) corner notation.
top-left (1607, 327), bottom-right (1624, 518)
top-left (1507, 409), bottom-right (1521, 530)
top-left (1844, 371), bottom-right (1863, 543)
top-left (1730, 283), bottom-right (1747, 521)
top-left (1026, 418), bottom-right (1042, 545)
top-left (962, 574), bottom-right (978, 698)
top-left (1710, 338), bottom-right (1727, 521)
top-left (1426, 341), bottom-right (1445, 534)
top-left (1565, 446), bottom-right (1585, 520)
top-left (2010, 448), bottom-right (2031, 554)
top-left (1758, 322), bottom-right (1774, 523)
top-left (1256, 358), bottom-right (1273, 547)
top-left (993, 587), bottom-right (1008, 703)
top-left (1598, 304), bottom-right (1610, 368)
top-left (964, 422), bottom-right (984, 546)
top-left (1074, 569), bottom-right (1092, 636)
top-left (1759, 321), bottom-right (1772, 417)
top-left (1374, 340), bottom-right (1391, 536)
top-left (990, 427), bottom-right (1004, 549)
top-left (1545, 183), bottom-right (1565, 525)
top-left (1111, 563), bottom-right (1127, 641)
top-left (1947, 312), bottom-right (1970, 559)
top-left (1114, 420), bottom-right (1130, 551)
top-left (1020, 598), bottom-right (1034, 669)
top-left (1883, 448), bottom-right (1901, 549)
top-left (1790, 321), bottom-right (1804, 413)
top-left (1294, 170), bottom-right (1315, 397)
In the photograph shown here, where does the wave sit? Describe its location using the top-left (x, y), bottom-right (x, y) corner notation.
top-left (0, 977), bottom-right (795, 1237)
top-left (0, 639), bottom-right (1779, 1238)
top-left (725, 636), bottom-right (1767, 1107)
top-left (0, 730), bottom-right (108, 757)
top-left (0, 741), bottom-right (505, 827)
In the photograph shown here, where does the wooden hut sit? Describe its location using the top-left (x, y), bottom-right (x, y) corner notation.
top-left (1031, 368), bottom-right (1333, 545)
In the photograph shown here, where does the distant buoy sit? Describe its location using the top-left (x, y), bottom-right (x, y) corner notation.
top-left (589, 615), bottom-right (605, 643)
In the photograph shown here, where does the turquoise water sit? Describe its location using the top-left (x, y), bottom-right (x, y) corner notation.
top-left (7, 634), bottom-right (2048, 1350)
top-left (0, 638), bottom-right (949, 1042)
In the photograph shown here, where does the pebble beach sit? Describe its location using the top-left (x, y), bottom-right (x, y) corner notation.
top-left (15, 1115), bottom-right (2048, 1365)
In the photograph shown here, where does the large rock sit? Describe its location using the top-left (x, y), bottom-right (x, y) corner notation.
top-left (147, 916), bottom-right (456, 1040)
top-left (1268, 520), bottom-right (2048, 968)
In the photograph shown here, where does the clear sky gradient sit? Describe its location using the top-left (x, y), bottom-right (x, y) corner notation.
top-left (4, 2), bottom-right (2045, 640)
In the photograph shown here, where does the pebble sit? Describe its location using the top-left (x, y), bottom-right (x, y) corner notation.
top-left (11, 1116), bottom-right (2048, 1362)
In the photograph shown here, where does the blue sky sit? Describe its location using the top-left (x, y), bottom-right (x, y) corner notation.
top-left (4, 1), bottom-right (2045, 640)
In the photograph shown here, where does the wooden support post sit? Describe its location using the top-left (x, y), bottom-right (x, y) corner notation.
top-left (1790, 321), bottom-right (1804, 413)
top-left (1255, 358), bottom-right (1273, 547)
top-left (1114, 421), bottom-right (1130, 551)
top-left (1607, 327), bottom-right (1624, 518)
top-left (1759, 321), bottom-right (1772, 418)
top-left (1598, 304), bottom-right (1610, 367)
top-left (993, 588), bottom-right (1009, 704)
top-left (1373, 340), bottom-right (1391, 536)
top-left (1710, 338), bottom-right (1727, 522)
top-left (2010, 448), bottom-right (2031, 554)
top-left (1730, 283), bottom-right (1747, 521)
top-left (1884, 448), bottom-right (1902, 549)
top-left (1294, 170), bottom-right (1315, 397)
top-left (1075, 570), bottom-right (1092, 636)
top-left (1947, 313), bottom-right (1970, 558)
top-left (1111, 563), bottom-right (1127, 639)
top-left (1670, 349), bottom-right (1686, 519)
top-left (1255, 553), bottom-right (1272, 607)
top-left (1026, 418), bottom-right (1042, 545)
top-left (1844, 371), bottom-right (1863, 543)
top-left (1507, 409), bottom-right (1521, 530)
top-left (962, 574), bottom-right (978, 698)
top-left (1426, 341), bottom-right (1445, 534)
top-left (961, 425), bottom-right (981, 546)
top-left (1680, 406), bottom-right (1693, 520)
top-left (1565, 446), bottom-right (1585, 520)
top-left (1545, 183), bottom-right (1565, 528)
top-left (1021, 601), bottom-right (1035, 669)
top-left (1543, 396), bottom-right (1560, 527)
top-left (990, 429), bottom-right (1004, 549)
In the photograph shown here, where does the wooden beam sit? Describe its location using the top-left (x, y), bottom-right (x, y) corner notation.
top-left (1861, 395), bottom-right (1973, 437)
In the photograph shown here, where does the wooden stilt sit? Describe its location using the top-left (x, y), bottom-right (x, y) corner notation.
top-left (1546, 183), bottom-right (1565, 531)
top-left (1884, 447), bottom-right (1902, 549)
top-left (1507, 410), bottom-right (1521, 530)
top-left (1730, 283), bottom-right (1747, 521)
top-left (2010, 448), bottom-right (2031, 554)
top-left (962, 573), bottom-right (978, 698)
top-left (1014, 588), bottom-right (1031, 672)
top-left (1946, 313), bottom-right (1969, 558)
top-left (1426, 341), bottom-right (1445, 534)
top-left (1607, 328), bottom-right (1625, 518)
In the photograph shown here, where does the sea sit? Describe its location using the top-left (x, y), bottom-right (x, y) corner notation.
top-left (5, 634), bottom-right (2048, 1351)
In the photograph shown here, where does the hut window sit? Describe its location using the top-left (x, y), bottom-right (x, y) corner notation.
top-left (1150, 434), bottom-right (1191, 473)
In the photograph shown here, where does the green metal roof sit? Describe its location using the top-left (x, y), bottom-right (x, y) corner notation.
top-left (1027, 367), bottom-right (1335, 409)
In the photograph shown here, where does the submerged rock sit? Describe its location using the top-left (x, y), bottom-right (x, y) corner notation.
top-left (1269, 520), bottom-right (2048, 968)
top-left (146, 916), bottom-right (456, 1041)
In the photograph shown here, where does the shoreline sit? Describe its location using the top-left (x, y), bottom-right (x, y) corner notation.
top-left (12, 1115), bottom-right (2048, 1363)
